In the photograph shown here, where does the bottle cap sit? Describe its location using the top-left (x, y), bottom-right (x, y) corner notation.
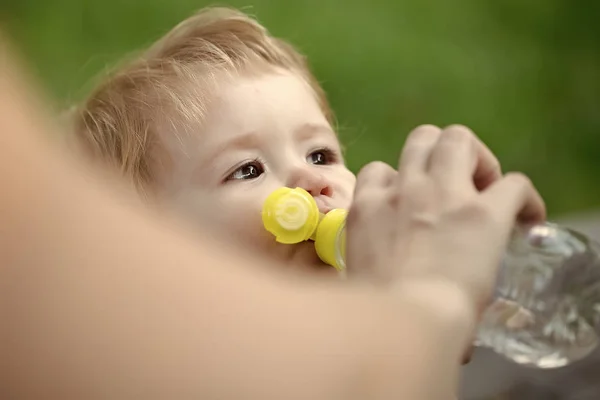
top-left (315, 209), bottom-right (348, 271)
top-left (262, 187), bottom-right (320, 244)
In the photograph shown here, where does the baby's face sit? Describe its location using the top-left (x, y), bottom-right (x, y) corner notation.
top-left (160, 70), bottom-right (356, 273)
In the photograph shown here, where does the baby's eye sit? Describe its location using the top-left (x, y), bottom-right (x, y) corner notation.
top-left (307, 148), bottom-right (337, 165)
top-left (227, 161), bottom-right (264, 181)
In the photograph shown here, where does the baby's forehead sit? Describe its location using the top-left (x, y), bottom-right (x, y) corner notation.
top-left (158, 67), bottom-right (303, 122)
top-left (151, 68), bottom-right (334, 166)
top-left (206, 71), bottom-right (328, 128)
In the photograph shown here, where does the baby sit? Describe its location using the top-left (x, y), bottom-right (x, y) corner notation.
top-left (70, 7), bottom-right (356, 274)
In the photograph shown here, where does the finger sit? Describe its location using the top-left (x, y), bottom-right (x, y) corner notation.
top-left (471, 134), bottom-right (502, 191)
top-left (428, 125), bottom-right (478, 193)
top-left (397, 125), bottom-right (442, 177)
top-left (353, 161), bottom-right (396, 200)
top-left (428, 125), bottom-right (502, 192)
top-left (348, 162), bottom-right (397, 280)
top-left (480, 172), bottom-right (546, 224)
top-left (346, 192), bottom-right (397, 282)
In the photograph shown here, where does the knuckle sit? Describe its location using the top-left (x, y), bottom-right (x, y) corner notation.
top-left (505, 171), bottom-right (532, 188)
top-left (444, 124), bottom-right (474, 135)
top-left (443, 124), bottom-right (474, 141)
top-left (413, 124), bottom-right (442, 132)
top-left (356, 161), bottom-right (392, 181)
top-left (409, 124), bottom-right (442, 140)
top-left (355, 164), bottom-right (372, 181)
top-left (370, 160), bottom-right (394, 174)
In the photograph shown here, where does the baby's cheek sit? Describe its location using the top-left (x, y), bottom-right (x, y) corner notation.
top-left (220, 207), bottom-right (273, 249)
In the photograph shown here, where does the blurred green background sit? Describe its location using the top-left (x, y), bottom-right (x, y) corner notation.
top-left (3, 0), bottom-right (600, 217)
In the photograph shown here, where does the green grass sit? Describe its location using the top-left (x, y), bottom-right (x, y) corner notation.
top-left (4, 0), bottom-right (600, 217)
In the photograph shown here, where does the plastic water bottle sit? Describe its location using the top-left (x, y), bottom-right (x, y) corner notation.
top-left (261, 187), bottom-right (600, 369)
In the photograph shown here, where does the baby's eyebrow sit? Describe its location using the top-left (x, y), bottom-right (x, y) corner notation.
top-left (293, 123), bottom-right (337, 143)
top-left (201, 132), bottom-right (263, 169)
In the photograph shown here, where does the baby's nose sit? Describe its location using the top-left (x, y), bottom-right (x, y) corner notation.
top-left (287, 167), bottom-right (333, 197)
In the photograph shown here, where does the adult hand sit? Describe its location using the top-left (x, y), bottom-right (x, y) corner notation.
top-left (345, 124), bottom-right (546, 359)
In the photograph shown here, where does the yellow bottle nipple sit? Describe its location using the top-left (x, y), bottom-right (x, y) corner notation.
top-left (261, 187), bottom-right (321, 244)
top-left (262, 187), bottom-right (348, 271)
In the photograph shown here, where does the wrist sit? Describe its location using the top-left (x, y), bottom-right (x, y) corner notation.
top-left (392, 278), bottom-right (478, 349)
top-left (339, 280), bottom-right (476, 399)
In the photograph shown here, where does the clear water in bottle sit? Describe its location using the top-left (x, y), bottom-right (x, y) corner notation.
top-left (475, 223), bottom-right (600, 368)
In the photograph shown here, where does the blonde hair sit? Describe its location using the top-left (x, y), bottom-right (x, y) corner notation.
top-left (70, 7), bottom-right (333, 194)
